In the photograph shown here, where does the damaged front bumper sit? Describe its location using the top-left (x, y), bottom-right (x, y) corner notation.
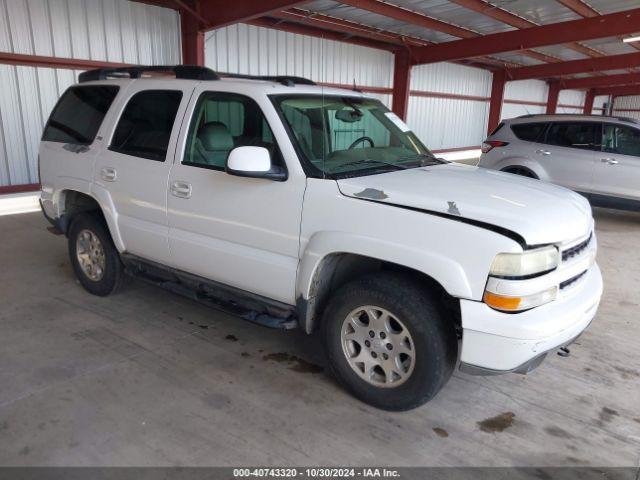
top-left (457, 263), bottom-right (602, 375)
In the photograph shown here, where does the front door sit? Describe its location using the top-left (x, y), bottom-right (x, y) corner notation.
top-left (594, 123), bottom-right (640, 206)
top-left (538, 121), bottom-right (602, 195)
top-left (93, 82), bottom-right (192, 263)
top-left (167, 88), bottom-right (305, 305)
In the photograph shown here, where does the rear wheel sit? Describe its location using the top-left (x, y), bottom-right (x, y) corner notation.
top-left (502, 166), bottom-right (538, 179)
top-left (322, 273), bottom-right (457, 411)
top-left (68, 213), bottom-right (124, 296)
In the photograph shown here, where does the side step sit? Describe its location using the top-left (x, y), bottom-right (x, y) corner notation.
top-left (122, 254), bottom-right (298, 330)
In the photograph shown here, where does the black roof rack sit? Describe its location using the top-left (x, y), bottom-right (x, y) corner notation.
top-left (219, 73), bottom-right (316, 86)
top-left (79, 65), bottom-right (219, 83)
top-left (516, 113), bottom-right (640, 124)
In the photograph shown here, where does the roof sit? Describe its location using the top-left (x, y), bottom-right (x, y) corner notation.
top-left (508, 114), bottom-right (640, 124)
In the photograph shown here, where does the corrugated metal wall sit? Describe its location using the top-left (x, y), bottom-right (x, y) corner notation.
top-left (408, 63), bottom-right (490, 150)
top-left (204, 23), bottom-right (394, 109)
top-left (613, 96), bottom-right (640, 120)
top-left (0, 0), bottom-right (181, 187)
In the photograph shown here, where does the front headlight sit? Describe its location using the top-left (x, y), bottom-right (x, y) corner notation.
top-left (489, 245), bottom-right (559, 278)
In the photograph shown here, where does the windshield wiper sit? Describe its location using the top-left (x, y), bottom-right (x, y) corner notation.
top-left (397, 152), bottom-right (448, 166)
top-left (338, 158), bottom-right (409, 171)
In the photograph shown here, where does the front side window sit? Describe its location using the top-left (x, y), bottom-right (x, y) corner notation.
top-left (603, 124), bottom-right (640, 157)
top-left (272, 95), bottom-right (439, 178)
top-left (110, 90), bottom-right (183, 161)
top-left (511, 122), bottom-right (547, 142)
top-left (183, 92), bottom-right (283, 170)
top-left (544, 122), bottom-right (600, 151)
top-left (42, 86), bottom-right (119, 145)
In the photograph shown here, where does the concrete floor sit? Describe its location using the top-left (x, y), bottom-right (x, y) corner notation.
top-left (0, 209), bottom-right (639, 467)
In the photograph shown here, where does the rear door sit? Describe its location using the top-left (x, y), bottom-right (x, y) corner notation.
top-left (93, 81), bottom-right (192, 263)
top-left (538, 121), bottom-right (601, 194)
top-left (594, 123), bottom-right (640, 204)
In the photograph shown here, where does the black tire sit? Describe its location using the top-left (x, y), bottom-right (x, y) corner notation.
top-left (68, 213), bottom-right (125, 296)
top-left (502, 166), bottom-right (538, 179)
top-left (321, 273), bottom-right (457, 411)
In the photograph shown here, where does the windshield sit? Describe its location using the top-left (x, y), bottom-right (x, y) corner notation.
top-left (271, 94), bottom-right (441, 178)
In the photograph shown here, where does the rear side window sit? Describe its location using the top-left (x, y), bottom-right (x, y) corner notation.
top-left (110, 90), bottom-right (183, 161)
top-left (603, 124), bottom-right (640, 157)
top-left (511, 122), bottom-right (546, 142)
top-left (42, 86), bottom-right (119, 145)
top-left (544, 122), bottom-right (600, 151)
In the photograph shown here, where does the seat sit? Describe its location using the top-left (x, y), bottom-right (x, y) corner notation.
top-left (195, 121), bottom-right (234, 168)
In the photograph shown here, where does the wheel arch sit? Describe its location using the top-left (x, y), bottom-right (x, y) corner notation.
top-left (496, 157), bottom-right (547, 180)
top-left (56, 188), bottom-right (124, 252)
top-left (296, 233), bottom-right (468, 334)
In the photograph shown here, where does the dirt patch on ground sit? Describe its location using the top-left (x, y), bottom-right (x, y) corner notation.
top-left (432, 427), bottom-right (449, 438)
top-left (477, 412), bottom-right (515, 433)
top-left (263, 352), bottom-right (323, 374)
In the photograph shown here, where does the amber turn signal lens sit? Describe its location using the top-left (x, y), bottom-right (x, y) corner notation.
top-left (483, 291), bottom-right (522, 311)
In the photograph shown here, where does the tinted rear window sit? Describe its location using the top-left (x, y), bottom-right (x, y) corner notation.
top-left (545, 122), bottom-right (600, 151)
top-left (42, 86), bottom-right (119, 144)
top-left (511, 122), bottom-right (546, 142)
top-left (110, 90), bottom-right (183, 162)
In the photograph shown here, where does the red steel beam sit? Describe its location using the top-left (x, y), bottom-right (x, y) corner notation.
top-left (180, 0), bottom-right (204, 65)
top-left (555, 0), bottom-right (599, 17)
top-left (0, 51), bottom-right (130, 70)
top-left (560, 72), bottom-right (640, 90)
top-left (583, 89), bottom-right (595, 114)
top-left (199, 0), bottom-right (310, 30)
top-left (487, 70), bottom-right (506, 134)
top-left (336, 0), bottom-right (562, 64)
top-left (506, 51), bottom-right (640, 81)
top-left (392, 50), bottom-right (412, 119)
top-left (272, 8), bottom-right (431, 47)
top-left (410, 8), bottom-right (640, 64)
top-left (546, 81), bottom-right (560, 114)
top-left (448, 0), bottom-right (603, 59)
top-left (593, 85), bottom-right (640, 97)
top-left (247, 17), bottom-right (398, 51)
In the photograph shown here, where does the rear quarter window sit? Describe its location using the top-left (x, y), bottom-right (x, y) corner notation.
top-left (510, 122), bottom-right (547, 142)
top-left (42, 86), bottom-right (119, 145)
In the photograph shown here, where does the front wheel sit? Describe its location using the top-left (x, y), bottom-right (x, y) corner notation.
top-left (322, 273), bottom-right (457, 411)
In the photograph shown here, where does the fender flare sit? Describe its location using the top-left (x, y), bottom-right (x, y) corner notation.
top-left (296, 231), bottom-right (473, 332)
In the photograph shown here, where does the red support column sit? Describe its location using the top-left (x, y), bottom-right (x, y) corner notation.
top-left (392, 49), bottom-right (412, 120)
top-left (583, 89), bottom-right (595, 114)
top-left (487, 70), bottom-right (505, 134)
top-left (181, 2), bottom-right (204, 66)
top-left (546, 81), bottom-right (560, 114)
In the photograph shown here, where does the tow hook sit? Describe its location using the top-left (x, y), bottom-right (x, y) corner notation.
top-left (557, 346), bottom-right (570, 357)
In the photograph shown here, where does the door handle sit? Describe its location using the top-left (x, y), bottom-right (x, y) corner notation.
top-left (100, 167), bottom-right (117, 182)
top-left (170, 180), bottom-right (192, 199)
top-left (601, 158), bottom-right (619, 165)
top-left (535, 149), bottom-right (551, 155)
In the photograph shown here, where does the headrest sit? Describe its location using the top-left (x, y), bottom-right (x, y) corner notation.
top-left (198, 121), bottom-right (234, 151)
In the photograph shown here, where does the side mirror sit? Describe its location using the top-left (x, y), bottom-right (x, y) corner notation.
top-left (225, 146), bottom-right (287, 181)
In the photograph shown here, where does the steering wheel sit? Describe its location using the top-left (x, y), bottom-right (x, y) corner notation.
top-left (348, 136), bottom-right (375, 149)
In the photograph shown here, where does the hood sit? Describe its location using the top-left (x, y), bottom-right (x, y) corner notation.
top-left (337, 163), bottom-right (592, 246)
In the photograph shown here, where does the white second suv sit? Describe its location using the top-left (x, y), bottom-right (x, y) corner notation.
top-left (39, 66), bottom-right (602, 411)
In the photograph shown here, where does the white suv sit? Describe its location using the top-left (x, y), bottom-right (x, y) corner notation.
top-left (39, 66), bottom-right (602, 411)
top-left (479, 114), bottom-right (640, 211)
